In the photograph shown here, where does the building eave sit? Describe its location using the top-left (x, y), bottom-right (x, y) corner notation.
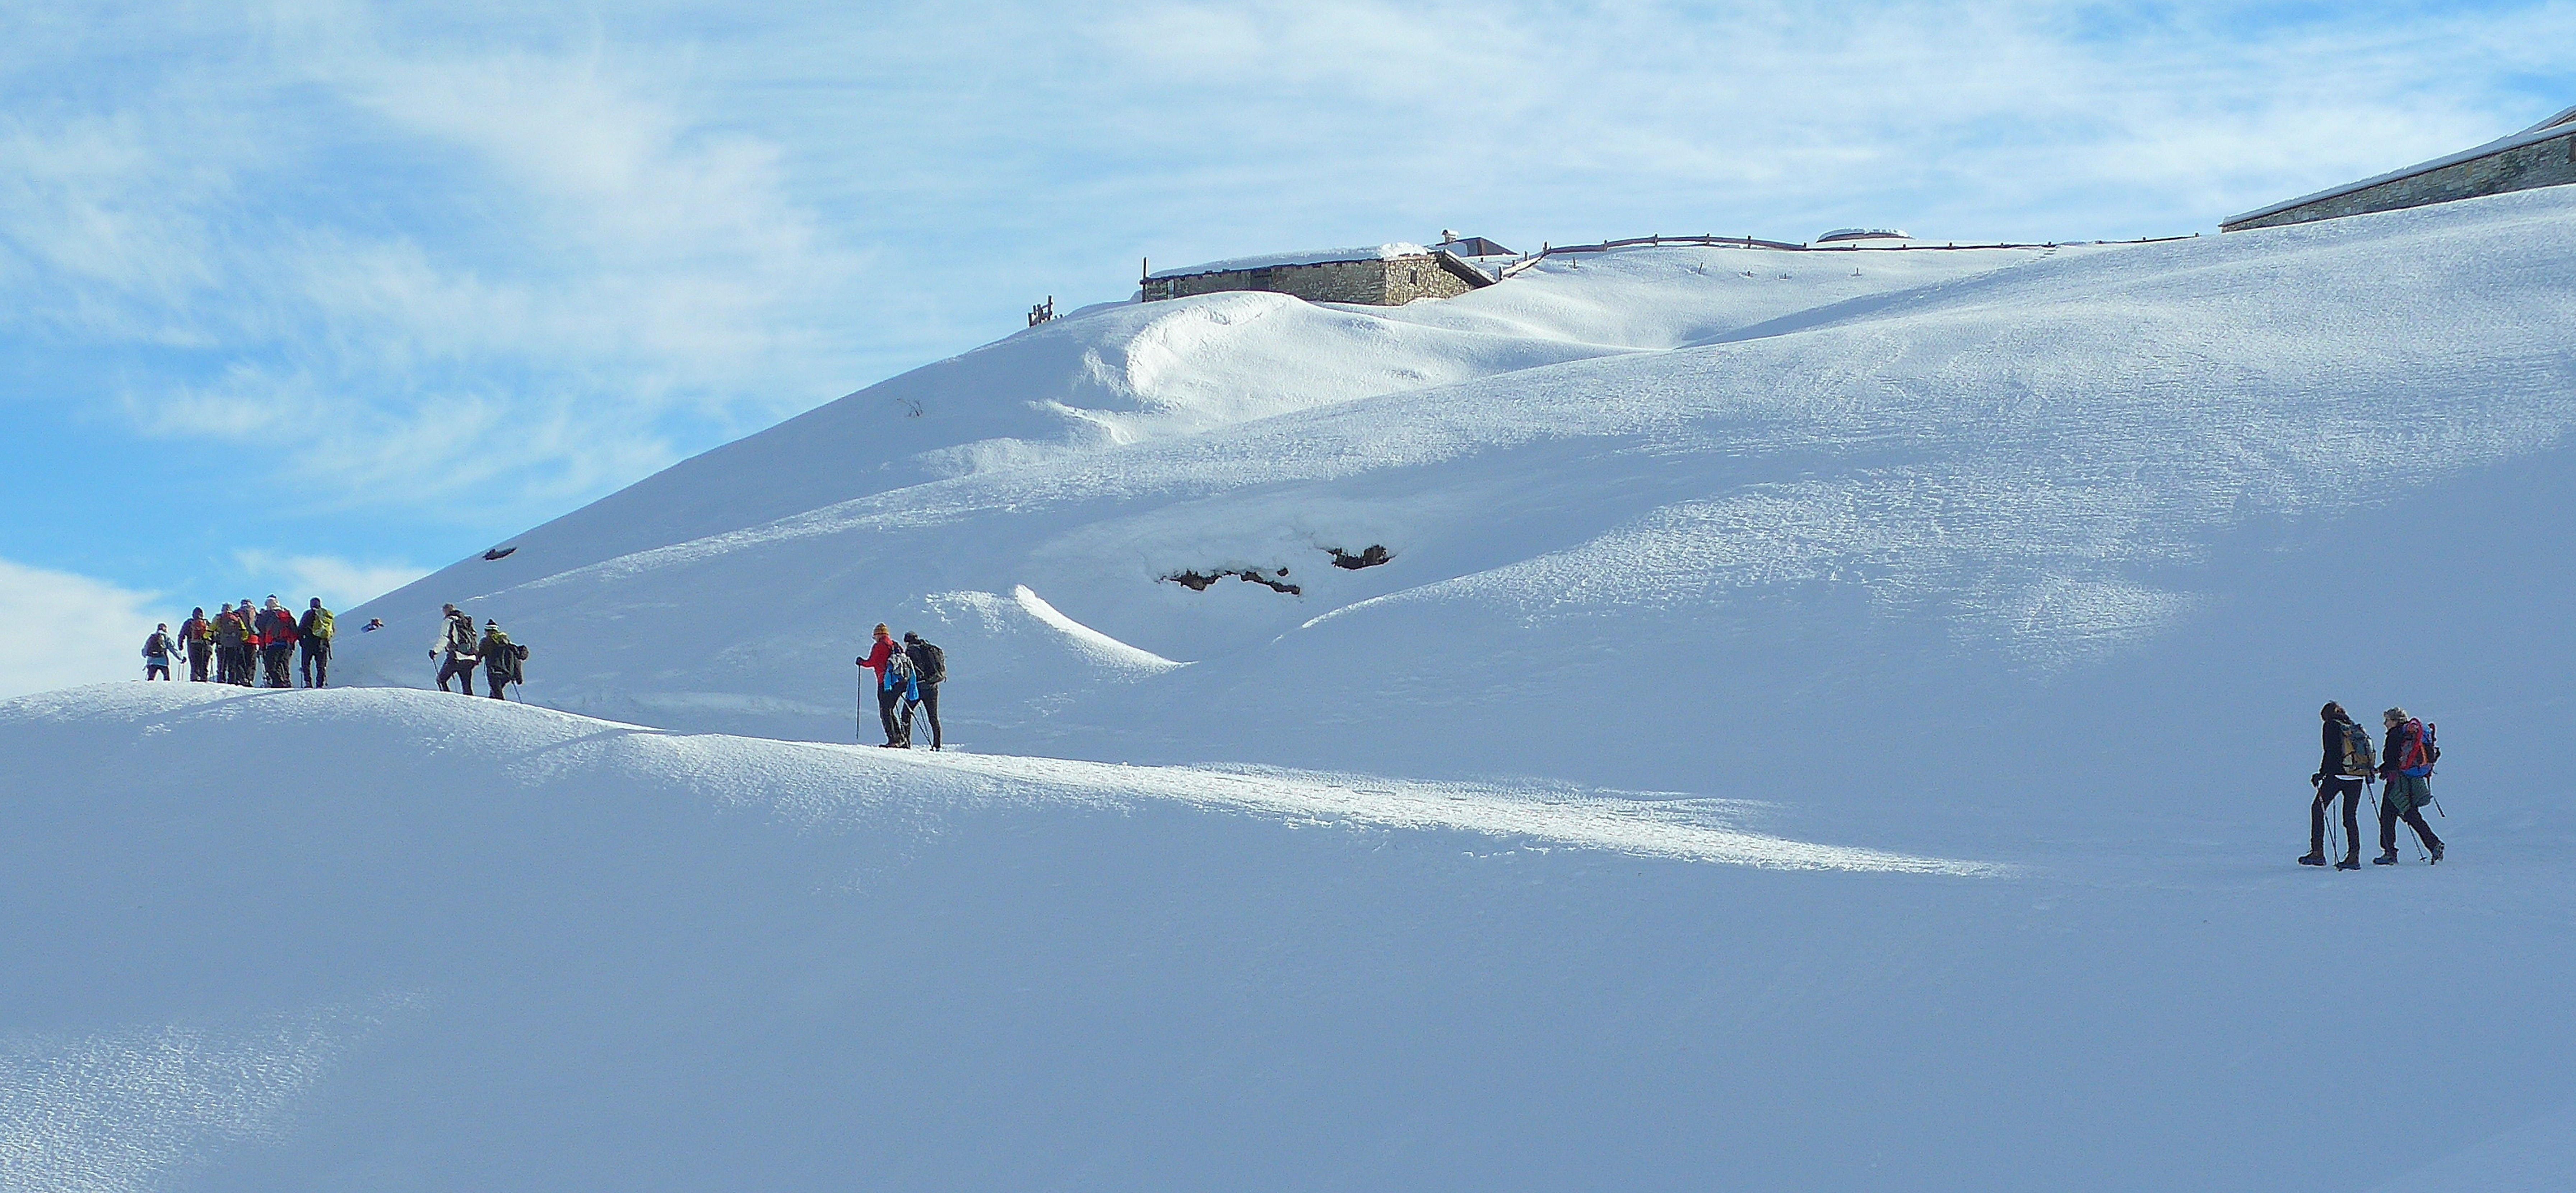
top-left (2223, 109), bottom-right (2576, 229)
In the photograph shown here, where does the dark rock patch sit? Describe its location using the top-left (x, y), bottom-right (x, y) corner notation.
top-left (1162, 567), bottom-right (1300, 595)
top-left (1326, 545), bottom-right (1392, 570)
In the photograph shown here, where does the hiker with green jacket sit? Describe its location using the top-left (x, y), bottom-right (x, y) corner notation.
top-left (297, 598), bottom-right (334, 688)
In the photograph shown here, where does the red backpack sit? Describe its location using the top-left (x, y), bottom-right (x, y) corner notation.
top-left (2399, 719), bottom-right (2440, 778)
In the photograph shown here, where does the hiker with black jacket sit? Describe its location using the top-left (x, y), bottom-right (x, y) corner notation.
top-left (478, 619), bottom-right (525, 699)
top-left (433, 604), bottom-right (480, 693)
top-left (902, 631), bottom-right (946, 750)
top-left (180, 608), bottom-right (214, 681)
top-left (2302, 701), bottom-right (2368, 869)
top-left (297, 598), bottom-right (334, 687)
top-left (2375, 707), bottom-right (2445, 865)
top-left (214, 602), bottom-right (250, 686)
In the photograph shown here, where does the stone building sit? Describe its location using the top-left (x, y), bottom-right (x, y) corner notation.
top-left (2223, 105), bottom-right (2576, 232)
top-left (1141, 243), bottom-right (1496, 305)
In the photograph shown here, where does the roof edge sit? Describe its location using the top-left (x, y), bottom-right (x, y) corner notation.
top-left (2223, 106), bottom-right (2576, 228)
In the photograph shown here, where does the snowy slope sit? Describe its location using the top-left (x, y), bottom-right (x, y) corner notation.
top-left (413, 243), bottom-right (2046, 598)
top-left (14, 187), bottom-right (2576, 1189)
top-left (7, 682), bottom-right (2573, 1193)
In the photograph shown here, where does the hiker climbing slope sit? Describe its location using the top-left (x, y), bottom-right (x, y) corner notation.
top-left (2375, 707), bottom-right (2445, 865)
top-left (857, 624), bottom-right (904, 746)
top-left (142, 625), bottom-right (177, 681)
top-left (298, 598), bottom-right (334, 688)
top-left (180, 608), bottom-right (214, 682)
top-left (902, 631), bottom-right (945, 751)
top-left (2302, 702), bottom-right (2369, 870)
top-left (213, 602), bottom-right (249, 686)
top-left (433, 604), bottom-right (480, 693)
top-left (479, 619), bottom-right (527, 699)
top-left (257, 596), bottom-right (299, 689)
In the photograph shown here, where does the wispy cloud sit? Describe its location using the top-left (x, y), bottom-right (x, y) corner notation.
top-left (232, 551), bottom-right (430, 609)
top-left (4, 0), bottom-right (2573, 571)
top-left (0, 559), bottom-right (169, 699)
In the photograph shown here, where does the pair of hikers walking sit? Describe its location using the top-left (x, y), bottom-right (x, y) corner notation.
top-left (431, 604), bottom-right (529, 698)
top-left (2303, 702), bottom-right (2445, 869)
top-left (856, 623), bottom-right (945, 749)
top-left (165, 598), bottom-right (334, 687)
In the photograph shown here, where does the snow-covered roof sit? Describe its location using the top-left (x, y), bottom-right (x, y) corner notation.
top-left (2224, 103), bottom-right (2576, 228)
top-left (1149, 243), bottom-right (1436, 280)
top-left (1815, 228), bottom-right (1911, 243)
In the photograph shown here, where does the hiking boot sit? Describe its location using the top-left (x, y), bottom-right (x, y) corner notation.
top-left (2429, 842), bottom-right (2444, 864)
top-left (2374, 850), bottom-right (2400, 865)
top-left (2334, 857), bottom-right (2361, 871)
top-left (2298, 853), bottom-right (2328, 867)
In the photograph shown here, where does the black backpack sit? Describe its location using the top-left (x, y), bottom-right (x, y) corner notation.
top-left (913, 641), bottom-right (947, 684)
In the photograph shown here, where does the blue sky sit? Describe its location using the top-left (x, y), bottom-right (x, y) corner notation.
top-left (3, 0), bottom-right (2572, 694)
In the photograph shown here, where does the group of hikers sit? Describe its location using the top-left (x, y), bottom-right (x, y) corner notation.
top-left (857, 623), bottom-right (947, 749)
top-left (2304, 702), bottom-right (2446, 869)
top-left (429, 603), bottom-right (531, 699)
top-left (146, 597), bottom-right (336, 688)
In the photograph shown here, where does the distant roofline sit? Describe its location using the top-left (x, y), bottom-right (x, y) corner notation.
top-left (1149, 243), bottom-right (1432, 280)
top-left (2223, 103), bottom-right (2576, 228)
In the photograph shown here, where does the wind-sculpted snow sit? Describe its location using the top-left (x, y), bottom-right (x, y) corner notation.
top-left (338, 187), bottom-right (2576, 780)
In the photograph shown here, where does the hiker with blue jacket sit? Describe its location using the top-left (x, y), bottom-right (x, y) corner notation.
top-left (2302, 702), bottom-right (2368, 869)
top-left (2374, 707), bottom-right (2444, 865)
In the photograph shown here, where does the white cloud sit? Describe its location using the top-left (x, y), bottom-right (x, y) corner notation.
top-left (232, 552), bottom-right (430, 610)
top-left (0, 559), bottom-right (172, 700)
top-left (6, 0), bottom-right (2576, 549)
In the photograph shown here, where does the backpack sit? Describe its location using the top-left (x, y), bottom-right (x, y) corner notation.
top-left (308, 608), bottom-right (334, 639)
top-left (885, 650), bottom-right (916, 687)
top-left (2338, 722), bottom-right (2376, 777)
top-left (915, 641), bottom-right (947, 684)
top-left (2401, 719), bottom-right (2440, 778)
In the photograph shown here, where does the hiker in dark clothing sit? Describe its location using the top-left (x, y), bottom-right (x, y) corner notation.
top-left (143, 625), bottom-right (177, 680)
top-left (235, 599), bottom-right (263, 686)
top-left (2375, 707), bottom-right (2444, 864)
top-left (257, 596), bottom-right (299, 688)
top-left (213, 603), bottom-right (250, 686)
top-left (902, 631), bottom-right (945, 750)
top-left (2303, 701), bottom-right (2367, 869)
top-left (479, 620), bottom-right (523, 699)
top-left (180, 608), bottom-right (214, 681)
top-left (297, 598), bottom-right (334, 687)
top-left (857, 623), bottom-right (905, 745)
top-left (433, 604), bottom-right (480, 693)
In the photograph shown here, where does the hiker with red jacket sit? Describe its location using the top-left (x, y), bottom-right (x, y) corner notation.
top-left (2374, 707), bottom-right (2445, 865)
top-left (257, 596), bottom-right (299, 688)
top-left (2302, 702), bottom-right (2369, 870)
top-left (856, 623), bottom-right (906, 746)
